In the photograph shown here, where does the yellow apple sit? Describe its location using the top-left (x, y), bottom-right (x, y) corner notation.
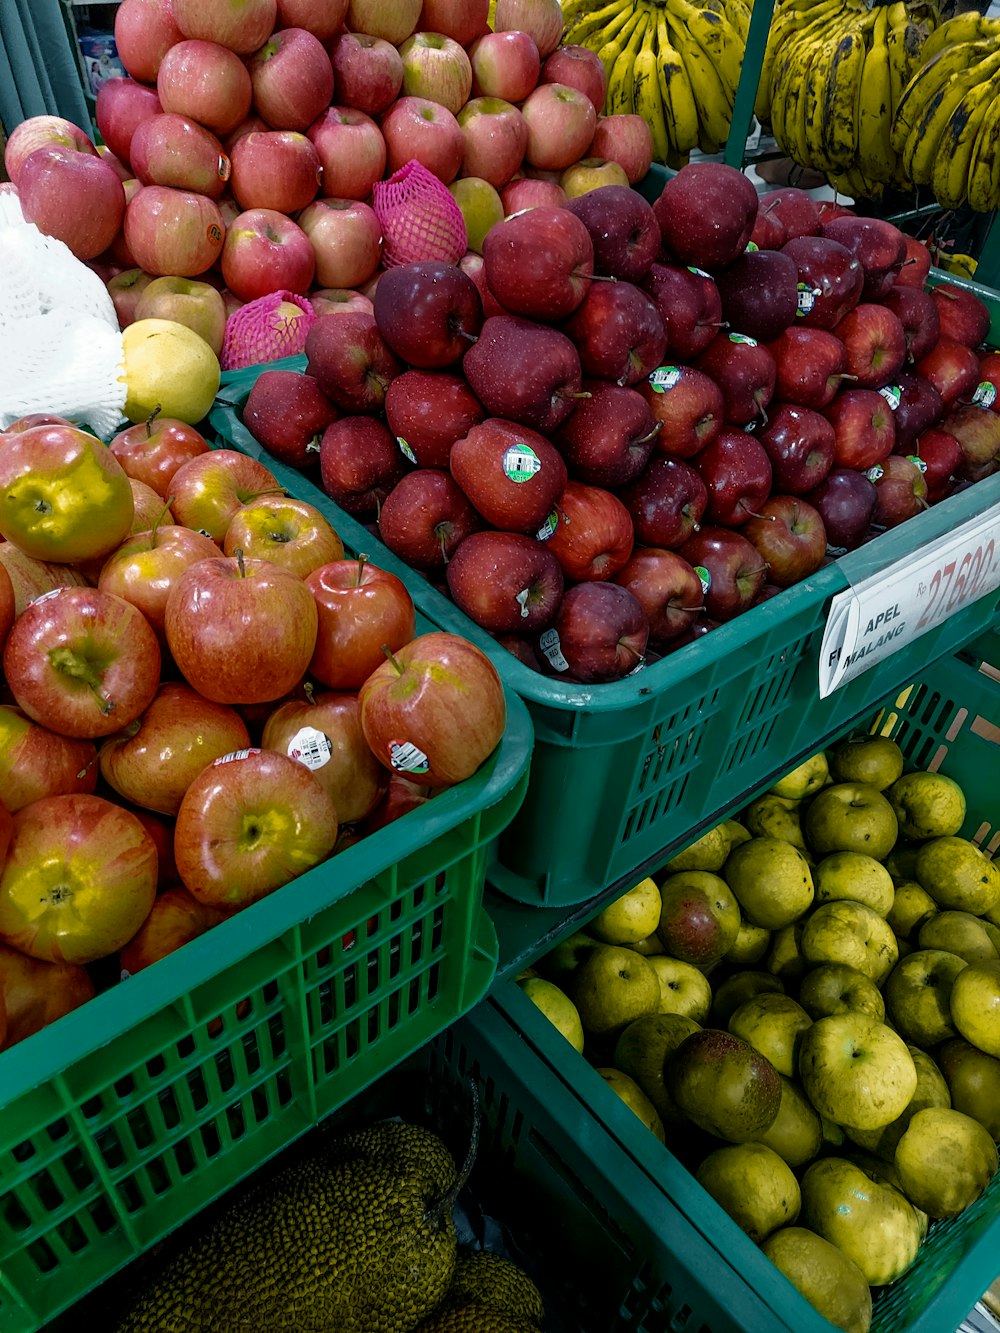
top-left (887, 770), bottom-right (966, 839)
top-left (724, 837), bottom-right (814, 929)
top-left (916, 836), bottom-right (1000, 914)
top-left (894, 1106), bottom-right (998, 1216)
top-left (517, 976), bottom-right (585, 1052)
top-left (937, 1036), bottom-right (1000, 1140)
top-left (590, 876), bottom-right (662, 945)
top-left (803, 782), bottom-right (898, 860)
top-left (696, 1141), bottom-right (800, 1242)
top-left (829, 735), bottom-right (904, 789)
top-left (728, 992), bottom-right (812, 1078)
top-left (813, 851), bottom-right (894, 915)
top-left (596, 1067), bottom-right (665, 1141)
top-left (448, 176), bottom-right (504, 252)
top-left (559, 156), bottom-right (630, 198)
top-left (761, 1228), bottom-right (872, 1333)
top-left (648, 956), bottom-right (712, 1022)
top-left (798, 1013), bottom-right (917, 1130)
top-left (950, 958), bottom-right (1000, 1056)
top-left (769, 750), bottom-right (829, 800)
top-left (800, 900), bottom-right (899, 985)
top-left (766, 921), bottom-right (809, 982)
top-left (537, 930), bottom-right (601, 984)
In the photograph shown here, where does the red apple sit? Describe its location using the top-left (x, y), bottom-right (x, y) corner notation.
top-left (229, 130), bottom-right (321, 213)
top-left (384, 370), bottom-right (486, 468)
top-left (373, 261), bottom-right (483, 369)
top-left (695, 429), bottom-right (773, 525)
top-left (695, 333), bottom-right (777, 426)
top-left (98, 520), bottom-right (221, 641)
top-left (825, 388), bottom-right (896, 470)
top-left (758, 402), bottom-right (837, 493)
top-left (620, 456), bottom-right (708, 549)
top-left (781, 235), bottom-right (864, 329)
top-left (940, 402), bottom-right (1000, 472)
top-left (305, 312), bottom-right (403, 413)
top-left (806, 468), bottom-right (877, 550)
top-left (346, 0), bottom-right (421, 43)
top-left (833, 303), bottom-right (907, 389)
top-left (561, 280), bottom-right (666, 386)
top-left (643, 262), bottom-right (723, 360)
top-left (4, 116), bottom-right (97, 186)
top-left (306, 556), bottom-right (416, 690)
top-left (95, 77), bottom-right (163, 166)
top-left (327, 31), bottom-right (403, 117)
top-left (419, 0), bottom-right (490, 47)
top-left (378, 469), bottom-right (481, 568)
top-left (494, 0), bottom-right (562, 57)
top-left (540, 44), bottom-right (606, 113)
top-left (821, 215), bottom-right (907, 300)
top-left (639, 364), bottom-right (724, 459)
top-left (457, 97), bottom-right (528, 188)
top-left (0, 705), bottom-right (97, 811)
top-left (174, 748), bottom-right (338, 912)
top-left (277, 0), bottom-right (349, 39)
top-left (362, 772), bottom-right (431, 833)
top-left (248, 28), bottom-right (335, 131)
top-left (172, 0), bottom-right (276, 53)
top-left (319, 416), bottom-right (410, 517)
top-left (381, 96), bottom-right (465, 183)
top-left (124, 185), bottom-right (226, 277)
top-left (119, 887), bottom-right (224, 974)
top-left (564, 184), bottom-right (660, 284)
top-left (882, 286), bottom-right (940, 364)
top-left (307, 107), bottom-right (387, 201)
top-left (157, 40), bottom-right (253, 136)
top-left (892, 372), bottom-right (946, 451)
top-left (539, 581), bottom-right (647, 683)
top-left (915, 338), bottom-right (982, 408)
top-left (221, 208), bottom-right (316, 301)
top-left (743, 494), bottom-right (827, 587)
top-left (106, 268), bottom-right (152, 329)
top-left (261, 692), bottom-right (385, 825)
top-left (930, 283), bottom-right (991, 349)
top-left (168, 449), bottom-right (280, 542)
top-left (482, 205), bottom-right (593, 320)
top-left (910, 427), bottom-right (963, 501)
top-left (129, 113), bottom-right (231, 200)
top-left (399, 32), bottom-right (473, 115)
top-left (500, 175), bottom-right (567, 213)
top-left (462, 315), bottom-right (584, 433)
top-left (132, 276), bottom-right (226, 356)
top-left (759, 188), bottom-right (822, 241)
top-left (223, 495), bottom-right (344, 578)
top-left (242, 370), bottom-right (338, 468)
top-left (871, 453), bottom-right (928, 527)
top-left (716, 249), bottom-right (800, 344)
top-left (109, 417), bottom-right (210, 498)
top-left (0, 544), bottom-right (87, 617)
top-left (359, 630), bottom-right (506, 787)
top-left (548, 481), bottom-right (634, 581)
top-left (678, 527), bottom-right (768, 621)
top-left (311, 288), bottom-right (375, 318)
top-left (450, 417), bottom-right (568, 533)
top-left (520, 83), bottom-right (597, 172)
top-left (976, 351), bottom-right (1000, 411)
top-left (0, 940), bottom-right (95, 1049)
top-left (615, 548), bottom-right (704, 648)
top-left (4, 586), bottom-right (161, 739)
top-left (469, 30), bottom-right (541, 103)
top-left (18, 147), bottom-right (125, 262)
top-left (556, 380), bottom-right (660, 486)
top-left (446, 529), bottom-right (563, 633)
top-left (587, 114), bottom-right (653, 186)
top-left (894, 235), bottom-right (932, 289)
top-left (654, 162), bottom-right (758, 271)
top-left (114, 0), bottom-right (184, 82)
top-left (766, 326), bottom-right (849, 409)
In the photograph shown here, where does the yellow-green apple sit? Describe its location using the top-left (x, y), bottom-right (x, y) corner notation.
top-left (129, 113), bottom-right (231, 200)
top-left (767, 921), bottom-right (809, 981)
top-left (358, 630), bottom-right (506, 787)
top-left (950, 959), bottom-right (1000, 1056)
top-left (0, 706), bottom-right (97, 811)
top-left (98, 517), bottom-right (219, 641)
top-left (844, 1046), bottom-right (950, 1166)
top-left (221, 207), bottom-right (315, 301)
top-left (537, 930), bottom-right (602, 984)
top-left (4, 586), bottom-right (160, 739)
top-left (752, 1075), bottom-right (824, 1167)
top-left (710, 971), bottom-right (785, 1026)
top-left (305, 557), bottom-right (416, 693)
top-left (520, 83), bottom-right (597, 172)
top-left (222, 495), bottom-right (343, 579)
top-left (298, 198), bottom-right (382, 291)
top-left (894, 1107), bottom-right (998, 1216)
top-left (0, 941), bottom-right (95, 1051)
top-left (261, 691), bottom-right (385, 824)
top-left (916, 836), bottom-right (1000, 914)
top-left (328, 32), bottom-right (403, 117)
top-left (307, 107), bottom-right (387, 200)
top-left (798, 1013), bottom-right (917, 1129)
top-left (119, 886), bottom-right (224, 975)
top-left (469, 30), bottom-right (541, 103)
top-left (0, 544), bottom-right (87, 618)
top-left (648, 956), bottom-right (712, 1022)
top-left (568, 943), bottom-right (661, 1037)
top-left (813, 852), bottom-right (894, 915)
top-left (444, 530), bottom-right (563, 634)
top-left (540, 43), bottom-right (606, 112)
top-left (494, 0), bottom-right (562, 56)
top-left (798, 963), bottom-right (885, 1021)
top-left (168, 448), bottom-right (280, 543)
top-left (917, 910), bottom-right (998, 964)
top-left (156, 39), bottom-right (253, 136)
top-left (656, 870), bottom-right (740, 964)
top-left (134, 276), bottom-right (227, 356)
top-left (419, 0), bottom-right (489, 47)
top-left (172, 0), bottom-right (276, 54)
top-left (166, 554), bottom-right (318, 705)
top-left (725, 921), bottom-right (772, 966)
top-left (0, 793), bottom-right (157, 964)
top-left (518, 976), bottom-right (585, 1052)
top-left (696, 1141), bottom-right (801, 1242)
top-left (108, 417), bottom-right (210, 499)
top-left (114, 0), bottom-right (184, 82)
top-left (666, 1028), bottom-right (782, 1141)
top-left (596, 1068), bottom-right (665, 1141)
top-left (723, 837), bottom-right (814, 929)
top-left (399, 32), bottom-right (472, 114)
top-left (0, 424), bottom-right (133, 564)
top-left (590, 876), bottom-right (661, 946)
top-left (449, 178), bottom-right (504, 252)
top-left (588, 113), bottom-right (654, 185)
top-left (801, 900), bottom-right (898, 984)
top-left (800, 1156), bottom-right (923, 1284)
top-left (614, 1012), bottom-right (701, 1123)
top-left (761, 1228), bottom-right (872, 1333)
top-left (561, 157), bottom-right (630, 199)
top-left (729, 992), bottom-right (812, 1078)
top-left (883, 948), bottom-right (968, 1046)
top-left (228, 130), bottom-right (321, 213)
top-left (99, 682), bottom-right (251, 815)
top-left (347, 0), bottom-right (421, 43)
top-left (662, 824), bottom-right (732, 875)
top-left (803, 781), bottom-right (898, 859)
top-left (246, 28), bottom-right (334, 131)
top-left (174, 748), bottom-right (339, 913)
top-left (888, 880), bottom-right (938, 940)
top-left (937, 1037), bottom-right (1000, 1140)
top-left (457, 97), bottom-right (527, 188)
top-left (3, 115), bottom-right (97, 185)
top-left (124, 183), bottom-right (226, 277)
top-left (382, 96), bottom-right (465, 182)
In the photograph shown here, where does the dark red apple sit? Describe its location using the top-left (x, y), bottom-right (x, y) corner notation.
top-left (915, 339), bottom-right (982, 408)
top-left (894, 235), bottom-right (932, 289)
top-left (564, 184), bottom-right (660, 282)
top-left (462, 314), bottom-right (584, 433)
top-left (614, 548), bottom-right (704, 648)
top-left (825, 388), bottom-right (896, 470)
top-left (446, 530), bottom-right (563, 634)
top-left (805, 468), bottom-right (877, 551)
top-left (539, 581), bottom-right (648, 683)
top-left (821, 216), bottom-right (907, 300)
top-left (620, 457), bottom-right (708, 549)
top-left (383, 370), bottom-right (486, 469)
top-left (758, 188), bottom-right (822, 240)
top-left (743, 494), bottom-right (827, 587)
top-left (242, 369), bottom-right (337, 468)
top-left (715, 249), bottom-right (799, 344)
top-left (560, 280), bottom-right (666, 386)
top-left (639, 364), bottom-right (724, 458)
top-left (882, 287), bottom-right (940, 364)
top-left (930, 283), bottom-right (991, 348)
top-left (749, 201), bottom-right (788, 251)
top-left (372, 260), bottom-right (483, 368)
top-left (378, 468), bottom-right (481, 569)
top-left (695, 333), bottom-right (777, 426)
top-left (554, 381), bottom-right (660, 486)
top-left (319, 415), bottom-right (410, 517)
top-left (781, 235), bottom-right (864, 330)
top-left (547, 480), bottom-right (634, 582)
top-left (871, 453), bottom-right (928, 528)
top-left (975, 351), bottom-right (1000, 411)
top-left (304, 311), bottom-right (403, 413)
top-left (758, 403), bottom-right (836, 493)
top-left (893, 373), bottom-right (945, 450)
top-left (910, 428), bottom-right (963, 502)
top-left (481, 205), bottom-right (594, 320)
top-left (642, 262), bottom-right (723, 360)
top-left (694, 429), bottom-right (773, 525)
top-left (677, 526), bottom-right (769, 621)
top-left (450, 418), bottom-right (568, 533)
top-left (832, 304), bottom-right (907, 389)
top-left (766, 326), bottom-right (849, 409)
top-left (653, 162), bottom-right (758, 270)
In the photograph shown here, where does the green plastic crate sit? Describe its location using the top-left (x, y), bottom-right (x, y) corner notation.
top-left (0, 692), bottom-right (532, 1333)
top-left (490, 645), bottom-right (1000, 1333)
top-left (210, 368), bottom-right (1000, 910)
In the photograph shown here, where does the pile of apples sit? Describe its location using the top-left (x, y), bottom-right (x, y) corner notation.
top-left (239, 163), bottom-right (1000, 684)
top-left (0, 412), bottom-right (507, 1053)
top-left (519, 736), bottom-right (1000, 1333)
top-left (2, 0), bottom-right (653, 346)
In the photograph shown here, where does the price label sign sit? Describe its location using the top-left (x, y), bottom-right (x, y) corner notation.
top-left (819, 506), bottom-right (1000, 698)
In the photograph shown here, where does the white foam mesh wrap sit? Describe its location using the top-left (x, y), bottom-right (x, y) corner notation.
top-left (0, 192), bottom-right (127, 438)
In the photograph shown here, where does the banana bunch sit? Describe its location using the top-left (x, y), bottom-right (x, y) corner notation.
top-left (891, 11), bottom-right (1000, 211)
top-left (756, 0), bottom-right (940, 200)
top-left (559, 0), bottom-right (750, 162)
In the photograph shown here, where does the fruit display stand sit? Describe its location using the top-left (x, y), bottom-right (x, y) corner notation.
top-left (487, 641), bottom-right (1000, 1333)
top-left (0, 692), bottom-right (532, 1333)
top-left (210, 365), bottom-right (1000, 914)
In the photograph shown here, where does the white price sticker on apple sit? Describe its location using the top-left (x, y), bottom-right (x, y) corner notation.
top-left (819, 505), bottom-right (1000, 698)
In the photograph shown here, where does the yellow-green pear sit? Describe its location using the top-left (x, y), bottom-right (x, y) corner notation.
top-left (695, 1142), bottom-right (800, 1242)
top-left (597, 1068), bottom-right (666, 1142)
top-left (887, 770), bottom-right (966, 840)
top-left (894, 1107), bottom-right (998, 1216)
top-left (761, 1228), bottom-right (872, 1333)
top-left (829, 735), bottom-right (904, 789)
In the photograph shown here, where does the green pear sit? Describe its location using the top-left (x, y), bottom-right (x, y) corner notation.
top-left (895, 1107), bottom-right (998, 1217)
top-left (829, 735), bottom-right (904, 790)
top-left (799, 1156), bottom-right (923, 1284)
top-left (695, 1142), bottom-right (800, 1242)
top-left (887, 770), bottom-right (966, 840)
top-left (761, 1228), bottom-right (872, 1333)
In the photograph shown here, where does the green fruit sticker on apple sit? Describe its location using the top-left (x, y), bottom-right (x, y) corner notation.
top-left (687, 265), bottom-right (711, 279)
top-left (538, 628), bottom-right (570, 672)
top-left (503, 444), bottom-right (542, 482)
top-left (973, 381), bottom-right (997, 408)
top-left (536, 509), bottom-right (559, 541)
top-left (907, 454), bottom-right (928, 473)
top-left (286, 726), bottom-right (332, 771)
top-left (879, 385), bottom-right (902, 410)
top-left (388, 739), bottom-right (430, 775)
top-left (397, 436), bottom-right (418, 464)
top-left (866, 464), bottom-right (884, 482)
top-left (744, 241), bottom-right (759, 253)
top-left (694, 565), bottom-right (712, 595)
top-left (729, 332), bottom-right (757, 346)
top-left (649, 366), bottom-right (682, 393)
top-left (796, 283), bottom-right (821, 316)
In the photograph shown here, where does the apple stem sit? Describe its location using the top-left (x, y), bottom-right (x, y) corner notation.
top-left (677, 604), bottom-right (707, 613)
top-left (356, 552), bottom-right (367, 586)
top-left (150, 497), bottom-right (174, 547)
top-left (636, 420), bottom-right (664, 447)
top-left (303, 680), bottom-right (316, 705)
top-left (381, 644), bottom-right (404, 675)
top-left (76, 751), bottom-right (100, 779)
top-left (248, 486), bottom-right (287, 502)
top-left (235, 547), bottom-right (247, 578)
top-left (47, 648), bottom-right (115, 716)
top-left (144, 405), bottom-right (162, 439)
top-left (456, 328), bottom-right (478, 343)
top-left (582, 271), bottom-right (618, 284)
top-left (901, 257), bottom-right (918, 269)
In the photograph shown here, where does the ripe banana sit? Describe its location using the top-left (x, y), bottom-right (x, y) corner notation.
top-left (822, 28), bottom-right (866, 169)
top-left (672, 0), bottom-right (745, 105)
top-left (885, 2), bottom-right (911, 122)
top-left (632, 16), bottom-right (669, 161)
top-left (890, 39), bottom-right (991, 157)
top-left (965, 82), bottom-right (1000, 211)
top-left (656, 8), bottom-right (701, 154)
top-left (666, 7), bottom-right (733, 146)
top-left (931, 70), bottom-right (1000, 209)
top-left (857, 7), bottom-right (894, 183)
top-left (903, 47), bottom-right (1000, 187)
top-left (918, 11), bottom-right (1000, 67)
top-left (562, 0), bottom-right (634, 50)
top-left (607, 7), bottom-right (650, 114)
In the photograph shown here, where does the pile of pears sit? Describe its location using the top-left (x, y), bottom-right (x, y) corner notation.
top-left (518, 734), bottom-right (1000, 1333)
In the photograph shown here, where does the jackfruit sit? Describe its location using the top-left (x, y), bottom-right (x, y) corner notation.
top-left (417, 1303), bottom-right (542, 1332)
top-left (116, 1121), bottom-right (459, 1332)
top-left (441, 1252), bottom-right (545, 1325)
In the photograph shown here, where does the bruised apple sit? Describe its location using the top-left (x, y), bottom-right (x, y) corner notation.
top-left (359, 631), bottom-right (505, 788)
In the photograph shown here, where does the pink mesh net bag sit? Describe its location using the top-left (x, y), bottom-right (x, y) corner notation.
top-left (373, 159), bottom-right (468, 267)
top-left (221, 290), bottom-right (316, 371)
